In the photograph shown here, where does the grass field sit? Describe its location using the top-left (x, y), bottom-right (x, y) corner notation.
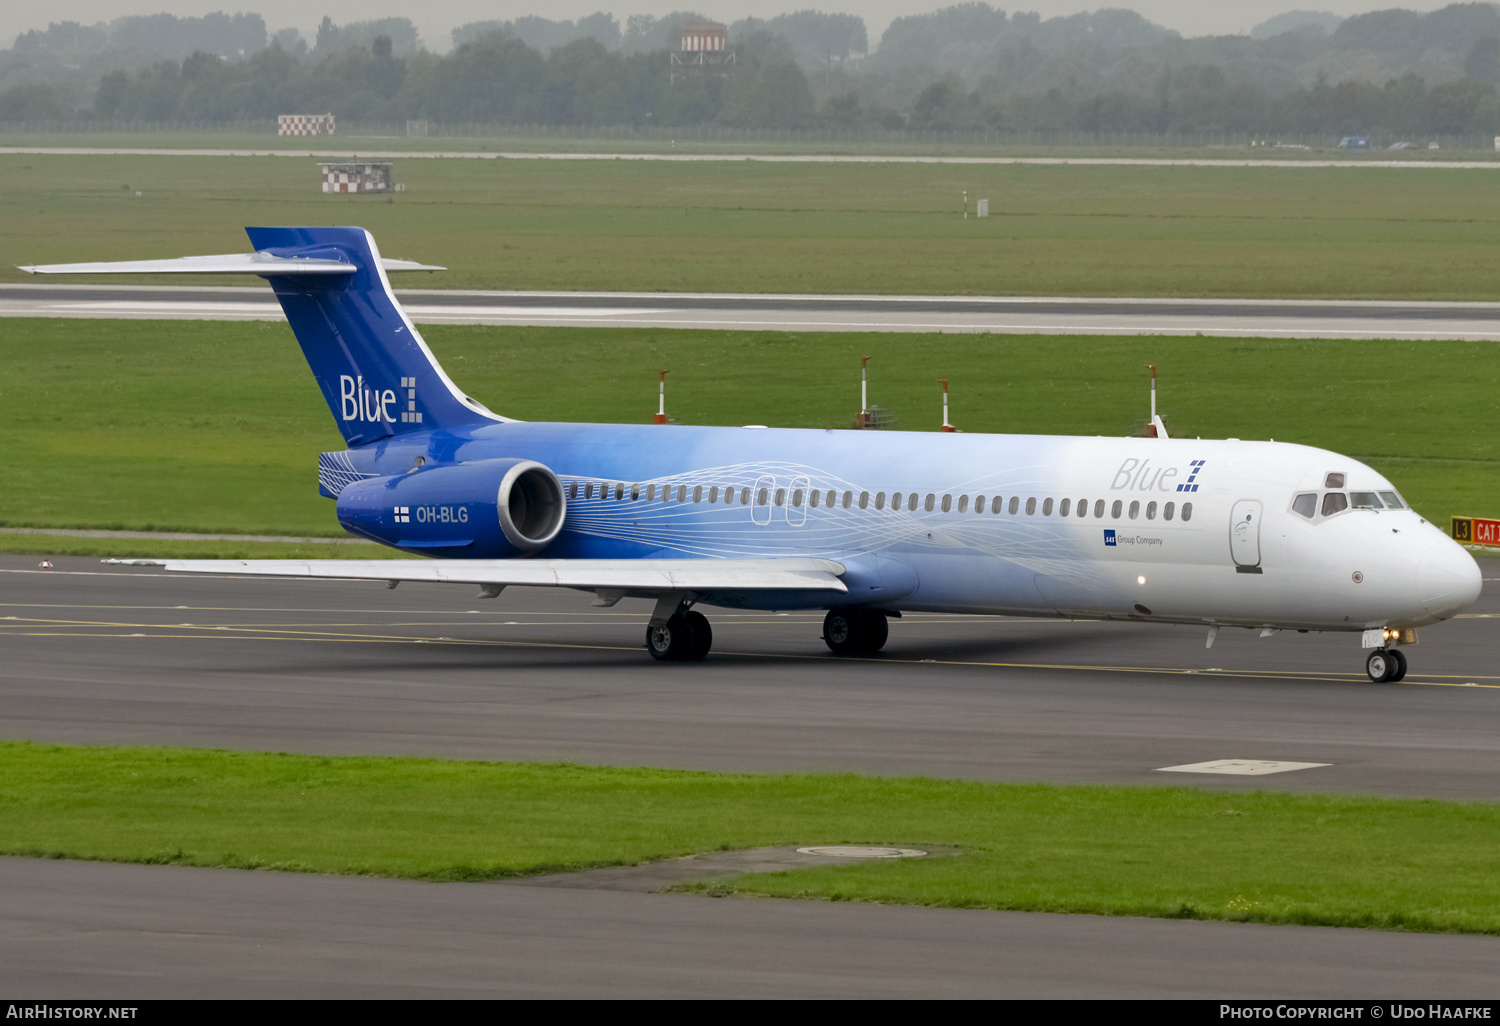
top-left (7, 152), bottom-right (1500, 297)
top-left (2, 318), bottom-right (1495, 543)
top-left (3, 740), bottom-right (1499, 934)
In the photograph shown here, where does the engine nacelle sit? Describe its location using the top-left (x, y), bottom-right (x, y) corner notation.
top-left (337, 458), bottom-right (566, 557)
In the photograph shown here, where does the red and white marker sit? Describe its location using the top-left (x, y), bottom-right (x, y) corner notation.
top-left (653, 369), bottom-right (669, 424)
top-left (38, 560), bottom-right (53, 569)
top-left (857, 356), bottom-right (871, 429)
top-left (1146, 364), bottom-right (1169, 438)
top-left (939, 379), bottom-right (956, 432)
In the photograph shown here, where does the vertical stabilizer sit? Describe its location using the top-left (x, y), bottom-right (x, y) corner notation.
top-left (245, 226), bottom-right (503, 445)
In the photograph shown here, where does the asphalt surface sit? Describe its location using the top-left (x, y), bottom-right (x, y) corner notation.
top-left (7, 857), bottom-right (1500, 998)
top-left (8, 283), bottom-right (1500, 338)
top-left (2, 553), bottom-right (1498, 996)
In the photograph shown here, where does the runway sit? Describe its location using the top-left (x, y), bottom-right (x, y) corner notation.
top-left (7, 145), bottom-right (1500, 170)
top-left (2, 554), bottom-right (1497, 995)
top-left (7, 283), bottom-right (1500, 338)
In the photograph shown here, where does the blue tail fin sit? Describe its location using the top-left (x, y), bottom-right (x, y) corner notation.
top-left (245, 227), bottom-right (502, 446)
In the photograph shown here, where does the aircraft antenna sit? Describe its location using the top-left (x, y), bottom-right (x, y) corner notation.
top-left (940, 379), bottom-right (956, 432)
top-left (654, 369), bottom-right (669, 425)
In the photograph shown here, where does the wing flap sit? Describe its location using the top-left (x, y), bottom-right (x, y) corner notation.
top-left (125, 557), bottom-right (848, 594)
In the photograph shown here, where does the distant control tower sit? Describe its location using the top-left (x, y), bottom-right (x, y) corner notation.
top-left (671, 20), bottom-right (734, 83)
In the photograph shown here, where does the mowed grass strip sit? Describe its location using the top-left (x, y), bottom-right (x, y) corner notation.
top-left (3, 740), bottom-right (1500, 934)
top-left (1, 318), bottom-right (1495, 541)
top-left (8, 153), bottom-right (1500, 297)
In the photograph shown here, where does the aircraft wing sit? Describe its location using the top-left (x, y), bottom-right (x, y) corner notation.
top-left (107, 556), bottom-right (848, 602)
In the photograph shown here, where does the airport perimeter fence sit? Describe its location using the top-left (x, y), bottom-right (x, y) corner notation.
top-left (3, 120), bottom-right (1499, 152)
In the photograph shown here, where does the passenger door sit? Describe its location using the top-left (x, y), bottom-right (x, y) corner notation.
top-left (1230, 499), bottom-right (1262, 570)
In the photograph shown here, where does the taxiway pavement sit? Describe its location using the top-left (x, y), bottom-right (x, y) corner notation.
top-left (2, 554), bottom-right (1497, 997)
top-left (6, 284), bottom-right (1500, 339)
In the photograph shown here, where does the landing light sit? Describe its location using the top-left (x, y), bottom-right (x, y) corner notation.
top-left (1137, 576), bottom-right (1147, 585)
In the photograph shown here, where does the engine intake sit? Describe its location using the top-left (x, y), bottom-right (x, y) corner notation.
top-left (337, 458), bottom-right (566, 557)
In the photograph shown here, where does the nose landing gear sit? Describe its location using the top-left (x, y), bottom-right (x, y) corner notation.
top-left (1366, 648), bottom-right (1408, 683)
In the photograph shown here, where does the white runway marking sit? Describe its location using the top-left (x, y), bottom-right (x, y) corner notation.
top-left (1157, 759), bottom-right (1333, 776)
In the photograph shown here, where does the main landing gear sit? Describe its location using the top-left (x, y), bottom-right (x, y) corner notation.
top-left (645, 603), bottom-right (896, 662)
top-left (646, 609), bottom-right (712, 662)
top-left (1366, 648), bottom-right (1408, 683)
top-left (822, 608), bottom-right (890, 656)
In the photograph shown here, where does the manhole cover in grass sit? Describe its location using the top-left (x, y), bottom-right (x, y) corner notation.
top-left (796, 846), bottom-right (927, 858)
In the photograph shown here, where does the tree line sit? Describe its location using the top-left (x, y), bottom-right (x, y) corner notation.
top-left (4, 4), bottom-right (1500, 138)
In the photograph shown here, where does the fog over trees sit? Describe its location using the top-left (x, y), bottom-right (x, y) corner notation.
top-left (5, 4), bottom-right (1500, 137)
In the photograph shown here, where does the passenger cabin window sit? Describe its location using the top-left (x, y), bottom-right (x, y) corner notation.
top-left (1009, 497), bottom-right (1020, 515)
top-left (1042, 498), bottom-right (1053, 516)
top-left (808, 490), bottom-right (818, 508)
top-left (1164, 501), bottom-right (1176, 521)
top-left (1128, 500), bottom-right (1140, 519)
top-left (792, 489), bottom-right (804, 507)
top-left (677, 485), bottom-right (688, 503)
top-left (941, 494), bottom-right (952, 513)
top-left (1025, 497), bottom-right (1037, 515)
top-left (1111, 500), bottom-right (1123, 518)
top-left (958, 495), bottom-right (969, 513)
top-left (859, 491), bottom-right (869, 509)
top-left (1350, 492), bottom-right (1382, 509)
top-left (615, 484), bottom-right (625, 501)
top-left (1094, 499), bottom-right (1106, 518)
top-left (844, 491), bottom-right (854, 509)
top-left (775, 488), bottom-right (786, 506)
top-left (741, 487), bottom-right (751, 505)
top-left (585, 483), bottom-right (594, 499)
top-left (1181, 502), bottom-right (1194, 522)
top-left (875, 492), bottom-right (885, 510)
top-left (758, 487), bottom-right (769, 506)
top-left (1059, 498), bottom-right (1070, 516)
top-left (926, 494), bottom-right (936, 512)
top-left (992, 497), bottom-right (1004, 514)
top-left (1322, 492), bottom-right (1349, 516)
top-left (1077, 499), bottom-right (1088, 518)
top-left (631, 484), bottom-right (641, 501)
top-left (1146, 501), bottom-right (1157, 520)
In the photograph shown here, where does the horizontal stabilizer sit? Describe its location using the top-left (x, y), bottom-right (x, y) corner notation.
top-left (107, 557), bottom-right (848, 595)
top-left (18, 253), bottom-right (444, 275)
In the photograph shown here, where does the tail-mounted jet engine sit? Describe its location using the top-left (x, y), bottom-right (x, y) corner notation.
top-left (337, 458), bottom-right (566, 557)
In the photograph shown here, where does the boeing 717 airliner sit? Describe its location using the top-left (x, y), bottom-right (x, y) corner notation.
top-left (22, 226), bottom-right (1482, 681)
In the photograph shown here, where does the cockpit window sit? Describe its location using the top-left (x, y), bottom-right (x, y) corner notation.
top-left (1291, 493), bottom-right (1317, 519)
top-left (1349, 491), bottom-right (1383, 509)
top-left (1379, 491), bottom-right (1406, 509)
top-left (1321, 492), bottom-right (1349, 516)
top-left (1324, 472), bottom-right (1346, 488)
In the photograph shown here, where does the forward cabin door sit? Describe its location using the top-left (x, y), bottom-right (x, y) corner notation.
top-left (1230, 499), bottom-right (1263, 572)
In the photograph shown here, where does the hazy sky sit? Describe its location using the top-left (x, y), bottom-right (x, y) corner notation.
top-left (2, 1), bottom-right (1468, 53)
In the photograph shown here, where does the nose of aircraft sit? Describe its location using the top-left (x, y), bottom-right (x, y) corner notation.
top-left (1417, 538), bottom-right (1483, 620)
